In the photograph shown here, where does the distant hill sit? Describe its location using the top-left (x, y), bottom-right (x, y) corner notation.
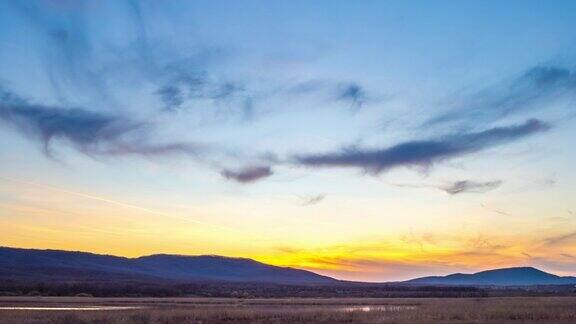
top-left (404, 267), bottom-right (576, 286)
top-left (0, 247), bottom-right (336, 285)
top-left (4, 247), bottom-right (576, 288)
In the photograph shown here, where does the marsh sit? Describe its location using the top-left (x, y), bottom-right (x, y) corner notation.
top-left (1, 296), bottom-right (576, 323)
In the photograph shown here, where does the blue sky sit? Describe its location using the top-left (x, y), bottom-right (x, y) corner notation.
top-left (1, 0), bottom-right (576, 281)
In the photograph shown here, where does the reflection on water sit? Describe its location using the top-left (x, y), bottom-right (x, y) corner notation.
top-left (342, 305), bottom-right (416, 312)
top-left (0, 306), bottom-right (144, 311)
top-left (0, 304), bottom-right (416, 312)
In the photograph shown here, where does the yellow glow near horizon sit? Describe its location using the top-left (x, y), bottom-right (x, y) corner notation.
top-left (1, 175), bottom-right (575, 281)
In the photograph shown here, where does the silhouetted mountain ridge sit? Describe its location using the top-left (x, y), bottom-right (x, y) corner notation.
top-left (3, 247), bottom-right (575, 287)
top-left (405, 267), bottom-right (576, 286)
top-left (0, 247), bottom-right (335, 284)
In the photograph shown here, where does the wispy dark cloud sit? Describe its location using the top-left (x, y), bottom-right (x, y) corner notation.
top-left (387, 180), bottom-right (502, 196)
top-left (125, 0), bottom-right (158, 75)
top-left (336, 82), bottom-right (368, 108)
top-left (9, 1), bottom-right (113, 104)
top-left (155, 56), bottom-right (248, 114)
top-left (156, 69), bottom-right (208, 111)
top-left (300, 194), bottom-right (326, 206)
top-left (221, 165), bottom-right (273, 184)
top-left (0, 87), bottom-right (203, 158)
top-left (139, 42), bottom-right (243, 111)
top-left (156, 84), bottom-right (185, 111)
top-left (440, 180), bottom-right (502, 195)
top-left (98, 142), bottom-right (203, 158)
top-left (426, 65), bottom-right (576, 127)
top-left (9, 1), bottom-right (375, 122)
top-left (9, 1), bottom-right (244, 115)
top-left (281, 80), bottom-right (374, 111)
top-left (296, 119), bottom-right (550, 174)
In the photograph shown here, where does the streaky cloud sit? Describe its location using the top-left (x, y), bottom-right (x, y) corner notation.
top-left (10, 1), bottom-right (244, 116)
top-left (221, 165), bottom-right (273, 184)
top-left (99, 142), bottom-right (203, 158)
top-left (544, 231), bottom-right (576, 246)
top-left (156, 67), bottom-right (247, 113)
top-left (440, 180), bottom-right (502, 195)
top-left (283, 80), bottom-right (373, 111)
top-left (154, 49), bottom-right (245, 112)
top-left (386, 180), bottom-right (501, 196)
top-left (300, 194), bottom-right (327, 206)
top-left (156, 69), bottom-right (207, 111)
top-left (426, 65), bottom-right (576, 127)
top-left (8, 1), bottom-right (114, 104)
top-left (296, 119), bottom-right (550, 174)
top-left (0, 87), bottom-right (203, 158)
top-left (336, 82), bottom-right (367, 108)
top-left (156, 84), bottom-right (185, 111)
top-left (125, 0), bottom-right (158, 75)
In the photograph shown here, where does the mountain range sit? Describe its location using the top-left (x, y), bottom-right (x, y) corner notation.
top-left (405, 266), bottom-right (576, 286)
top-left (2, 247), bottom-right (575, 286)
top-left (0, 247), bottom-right (335, 284)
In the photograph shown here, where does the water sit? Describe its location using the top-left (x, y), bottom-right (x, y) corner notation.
top-left (0, 304), bottom-right (416, 312)
top-left (0, 306), bottom-right (144, 311)
top-left (341, 305), bottom-right (416, 312)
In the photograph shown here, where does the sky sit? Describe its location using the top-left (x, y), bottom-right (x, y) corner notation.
top-left (1, 0), bottom-right (576, 282)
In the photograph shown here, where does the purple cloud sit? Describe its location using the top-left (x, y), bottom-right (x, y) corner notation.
top-left (296, 119), bottom-right (550, 174)
top-left (221, 165), bottom-right (273, 184)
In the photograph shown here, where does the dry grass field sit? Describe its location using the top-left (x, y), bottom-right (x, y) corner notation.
top-left (1, 296), bottom-right (576, 323)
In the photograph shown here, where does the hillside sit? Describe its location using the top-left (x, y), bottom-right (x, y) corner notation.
top-left (404, 267), bottom-right (576, 286)
top-left (0, 247), bottom-right (336, 285)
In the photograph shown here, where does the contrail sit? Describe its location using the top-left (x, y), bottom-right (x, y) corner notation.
top-left (0, 175), bottom-right (335, 244)
top-left (0, 175), bottom-right (243, 234)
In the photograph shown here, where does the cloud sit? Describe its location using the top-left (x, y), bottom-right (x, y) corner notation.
top-left (286, 80), bottom-right (327, 95)
top-left (125, 0), bottom-right (157, 75)
top-left (153, 48), bottom-right (247, 112)
top-left (336, 82), bottom-right (367, 108)
top-left (8, 1), bottom-right (115, 104)
top-left (156, 70), bottom-right (207, 111)
top-left (480, 204), bottom-right (512, 217)
top-left (8, 1), bottom-right (242, 114)
top-left (156, 84), bottom-right (185, 111)
top-left (440, 180), bottom-right (502, 195)
top-left (467, 235), bottom-right (508, 251)
top-left (9, 1), bottom-right (374, 121)
top-left (300, 194), bottom-right (327, 206)
top-left (296, 119), bottom-right (550, 174)
top-left (387, 180), bottom-right (502, 196)
top-left (426, 65), bottom-right (576, 127)
top-left (268, 235), bottom-right (519, 281)
top-left (221, 165), bottom-right (273, 184)
top-left (543, 231), bottom-right (576, 246)
top-left (401, 232), bottom-right (436, 251)
top-left (283, 80), bottom-right (373, 110)
top-left (155, 64), bottom-right (250, 116)
top-left (0, 86), bottom-right (203, 158)
top-left (98, 142), bottom-right (203, 158)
